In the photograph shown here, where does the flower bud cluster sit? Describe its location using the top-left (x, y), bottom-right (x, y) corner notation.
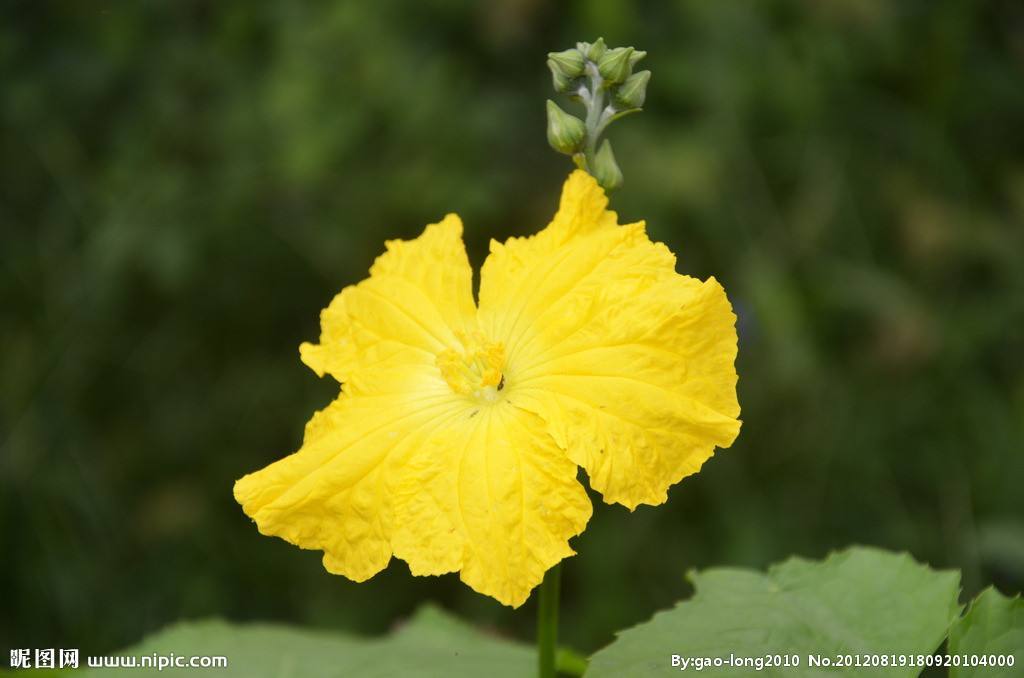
top-left (544, 38), bottom-right (649, 192)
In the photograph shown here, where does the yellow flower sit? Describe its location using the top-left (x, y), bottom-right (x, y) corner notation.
top-left (234, 171), bottom-right (741, 607)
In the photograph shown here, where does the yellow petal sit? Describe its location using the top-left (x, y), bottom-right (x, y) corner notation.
top-left (242, 212), bottom-right (479, 580)
top-left (477, 171), bottom-right (620, 356)
top-left (390, 403), bottom-right (592, 607)
top-left (235, 383), bottom-right (589, 606)
top-left (479, 170), bottom-right (741, 509)
top-left (299, 214), bottom-right (476, 394)
top-left (233, 386), bottom-right (463, 583)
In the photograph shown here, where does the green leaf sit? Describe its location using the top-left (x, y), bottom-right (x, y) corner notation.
top-left (81, 605), bottom-right (532, 677)
top-left (587, 547), bottom-right (961, 677)
top-left (948, 587), bottom-right (1024, 678)
top-left (556, 646), bottom-right (589, 676)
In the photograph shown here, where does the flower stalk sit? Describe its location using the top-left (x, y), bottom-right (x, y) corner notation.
top-left (537, 39), bottom-right (655, 677)
top-left (537, 563), bottom-right (561, 678)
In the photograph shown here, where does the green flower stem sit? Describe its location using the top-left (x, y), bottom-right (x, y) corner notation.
top-left (537, 564), bottom-right (561, 678)
top-left (581, 62), bottom-right (606, 171)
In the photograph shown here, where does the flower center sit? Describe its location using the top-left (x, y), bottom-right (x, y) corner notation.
top-left (436, 331), bottom-right (506, 402)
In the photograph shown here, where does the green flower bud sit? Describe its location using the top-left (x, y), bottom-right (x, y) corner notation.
top-left (547, 59), bottom-right (574, 93)
top-left (598, 47), bottom-right (634, 85)
top-left (546, 100), bottom-right (586, 155)
top-left (629, 50), bottom-right (647, 68)
top-left (547, 49), bottom-right (585, 78)
top-left (615, 70), bottom-right (650, 109)
top-left (587, 37), bottom-right (607, 63)
top-left (593, 139), bottom-right (623, 192)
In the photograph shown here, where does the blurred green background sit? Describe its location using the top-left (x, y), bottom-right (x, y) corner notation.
top-left (3, 0), bottom-right (1023, 659)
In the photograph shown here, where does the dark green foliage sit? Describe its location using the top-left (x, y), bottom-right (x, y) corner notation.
top-left (2, 0), bottom-right (1022, 657)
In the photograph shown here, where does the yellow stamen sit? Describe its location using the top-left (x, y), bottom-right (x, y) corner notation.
top-left (437, 331), bottom-right (506, 399)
